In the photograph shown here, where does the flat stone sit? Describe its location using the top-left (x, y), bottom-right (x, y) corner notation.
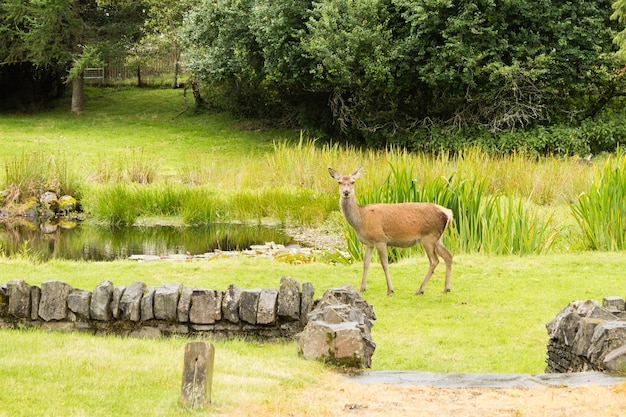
top-left (239, 289), bottom-right (261, 325)
top-left (257, 288), bottom-right (278, 325)
top-left (347, 371), bottom-right (626, 388)
top-left (39, 280), bottom-right (73, 321)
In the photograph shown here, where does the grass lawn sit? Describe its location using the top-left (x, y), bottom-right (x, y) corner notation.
top-left (1, 87), bottom-right (625, 416)
top-left (2, 251), bottom-right (626, 416)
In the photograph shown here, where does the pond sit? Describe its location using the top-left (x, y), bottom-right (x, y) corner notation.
top-left (0, 220), bottom-right (293, 261)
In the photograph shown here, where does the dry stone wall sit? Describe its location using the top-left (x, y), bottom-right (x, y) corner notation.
top-left (545, 296), bottom-right (626, 373)
top-left (0, 277), bottom-right (315, 339)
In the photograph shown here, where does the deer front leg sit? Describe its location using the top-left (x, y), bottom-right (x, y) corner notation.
top-left (416, 241), bottom-right (439, 295)
top-left (375, 243), bottom-right (394, 296)
top-left (361, 245), bottom-right (374, 293)
top-left (436, 241), bottom-right (453, 293)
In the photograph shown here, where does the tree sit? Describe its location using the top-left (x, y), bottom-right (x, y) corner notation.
top-left (0, 0), bottom-right (143, 113)
top-left (181, 0), bottom-right (625, 147)
top-left (141, 0), bottom-right (192, 88)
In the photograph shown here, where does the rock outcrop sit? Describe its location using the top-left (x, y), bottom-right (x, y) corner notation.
top-left (298, 285), bottom-right (376, 368)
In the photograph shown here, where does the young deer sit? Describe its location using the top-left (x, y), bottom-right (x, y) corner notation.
top-left (328, 167), bottom-right (453, 296)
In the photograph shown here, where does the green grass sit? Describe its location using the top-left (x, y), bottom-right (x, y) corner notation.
top-left (1, 252), bottom-right (625, 415)
top-left (1, 89), bottom-right (625, 414)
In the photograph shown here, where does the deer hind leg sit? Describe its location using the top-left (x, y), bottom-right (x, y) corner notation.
top-left (360, 245), bottom-right (374, 293)
top-left (435, 239), bottom-right (453, 293)
top-left (416, 240), bottom-right (440, 295)
top-left (375, 243), bottom-right (394, 295)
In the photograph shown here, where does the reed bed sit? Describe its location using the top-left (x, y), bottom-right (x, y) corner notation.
top-left (1, 131), bottom-right (609, 255)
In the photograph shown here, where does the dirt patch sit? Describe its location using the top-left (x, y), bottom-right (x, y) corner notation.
top-left (228, 376), bottom-right (626, 417)
top-left (328, 382), bottom-right (626, 417)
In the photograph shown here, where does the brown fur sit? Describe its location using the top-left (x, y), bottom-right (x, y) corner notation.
top-left (329, 167), bottom-right (453, 296)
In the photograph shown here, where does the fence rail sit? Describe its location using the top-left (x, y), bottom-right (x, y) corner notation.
top-left (85, 54), bottom-right (178, 84)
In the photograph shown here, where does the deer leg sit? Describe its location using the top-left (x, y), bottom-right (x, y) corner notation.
top-left (416, 241), bottom-right (439, 295)
top-left (435, 240), bottom-right (453, 293)
top-left (375, 243), bottom-right (394, 296)
top-left (361, 245), bottom-right (374, 293)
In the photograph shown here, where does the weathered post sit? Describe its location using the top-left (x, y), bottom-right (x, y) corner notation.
top-left (180, 341), bottom-right (215, 409)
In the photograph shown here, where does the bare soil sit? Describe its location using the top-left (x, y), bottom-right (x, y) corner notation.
top-left (326, 381), bottom-right (626, 417)
top-left (231, 378), bottom-right (626, 417)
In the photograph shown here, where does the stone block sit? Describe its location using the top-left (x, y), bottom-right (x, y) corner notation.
top-left (67, 289), bottom-right (91, 320)
top-left (7, 279), bottom-right (31, 318)
top-left (119, 281), bottom-right (146, 322)
top-left (190, 289), bottom-right (222, 325)
top-left (300, 282), bottom-right (315, 324)
top-left (90, 280), bottom-right (113, 321)
top-left (239, 289), bottom-right (261, 325)
top-left (603, 296), bottom-right (626, 313)
top-left (257, 288), bottom-right (278, 325)
top-left (30, 286), bottom-right (40, 320)
top-left (178, 287), bottom-right (195, 323)
top-left (39, 280), bottom-right (73, 321)
top-left (154, 283), bottom-right (183, 321)
top-left (111, 286), bottom-right (126, 319)
top-left (298, 320), bottom-right (375, 368)
top-left (588, 321), bottom-right (626, 365)
top-left (141, 287), bottom-right (156, 321)
top-left (277, 276), bottom-right (300, 320)
top-left (571, 317), bottom-right (603, 357)
top-left (298, 285), bottom-right (376, 368)
top-left (221, 284), bottom-right (241, 323)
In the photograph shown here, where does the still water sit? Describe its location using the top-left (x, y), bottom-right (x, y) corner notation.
top-left (0, 220), bottom-right (291, 261)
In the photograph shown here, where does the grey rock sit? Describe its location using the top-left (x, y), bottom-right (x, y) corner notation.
top-left (177, 287), bottom-right (194, 323)
top-left (222, 284), bottom-right (241, 323)
top-left (603, 296), bottom-right (626, 313)
top-left (239, 289), bottom-right (261, 325)
top-left (119, 282), bottom-right (146, 322)
top-left (7, 279), bottom-right (31, 318)
top-left (154, 283), bottom-right (183, 321)
top-left (39, 280), bottom-right (73, 321)
top-left (277, 276), bottom-right (300, 320)
top-left (30, 286), bottom-right (40, 320)
top-left (111, 286), bottom-right (126, 319)
top-left (67, 289), bottom-right (91, 320)
top-left (300, 282), bottom-right (315, 324)
top-left (189, 289), bottom-right (222, 325)
top-left (257, 288), bottom-right (278, 325)
top-left (90, 281), bottom-right (114, 321)
top-left (141, 287), bottom-right (156, 321)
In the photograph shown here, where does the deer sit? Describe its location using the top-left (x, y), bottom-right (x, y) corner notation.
top-left (328, 167), bottom-right (453, 296)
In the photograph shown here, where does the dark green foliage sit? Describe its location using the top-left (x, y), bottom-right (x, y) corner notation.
top-left (180, 0), bottom-right (626, 153)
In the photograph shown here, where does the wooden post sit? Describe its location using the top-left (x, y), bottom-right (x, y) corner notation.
top-left (180, 342), bottom-right (215, 409)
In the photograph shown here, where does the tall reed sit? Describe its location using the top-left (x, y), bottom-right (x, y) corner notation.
top-left (344, 159), bottom-right (559, 261)
top-left (571, 149), bottom-right (626, 251)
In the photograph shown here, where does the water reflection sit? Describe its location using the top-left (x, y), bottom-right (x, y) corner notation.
top-left (0, 220), bottom-right (291, 261)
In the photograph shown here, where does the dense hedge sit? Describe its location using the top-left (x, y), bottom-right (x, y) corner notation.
top-left (181, 0), bottom-right (626, 154)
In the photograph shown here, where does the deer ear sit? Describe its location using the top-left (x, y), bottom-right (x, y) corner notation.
top-left (352, 167), bottom-right (364, 178)
top-left (328, 167), bottom-right (340, 180)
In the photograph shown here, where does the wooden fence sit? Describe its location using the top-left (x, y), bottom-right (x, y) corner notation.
top-left (85, 53), bottom-right (179, 85)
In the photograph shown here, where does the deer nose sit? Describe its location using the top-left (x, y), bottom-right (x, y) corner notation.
top-left (342, 190), bottom-right (350, 197)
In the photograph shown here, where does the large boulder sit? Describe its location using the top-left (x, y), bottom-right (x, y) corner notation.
top-left (546, 296), bottom-right (626, 373)
top-left (298, 285), bottom-right (376, 368)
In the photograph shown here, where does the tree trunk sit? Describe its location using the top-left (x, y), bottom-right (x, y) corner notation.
top-left (71, 72), bottom-right (84, 114)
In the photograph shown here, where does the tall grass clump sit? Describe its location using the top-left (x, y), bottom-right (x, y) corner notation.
top-left (90, 149), bottom-right (158, 184)
top-left (344, 159), bottom-right (558, 261)
top-left (571, 149), bottom-right (626, 250)
top-left (84, 183), bottom-right (224, 226)
top-left (2, 151), bottom-right (83, 203)
top-left (84, 184), bottom-right (142, 226)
